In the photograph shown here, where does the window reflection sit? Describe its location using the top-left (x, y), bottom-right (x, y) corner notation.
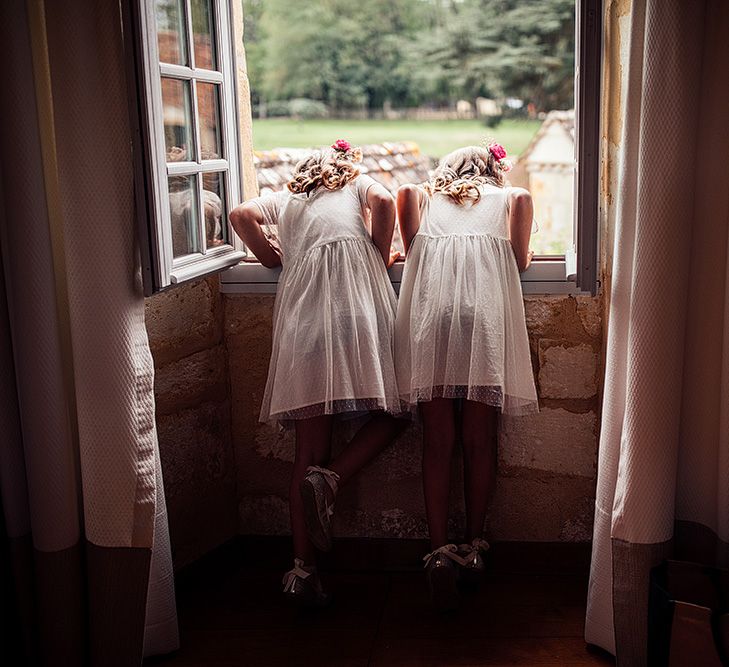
top-left (202, 172), bottom-right (226, 249)
top-left (162, 78), bottom-right (194, 160)
top-left (191, 0), bottom-right (216, 70)
top-left (155, 0), bottom-right (187, 66)
top-left (169, 174), bottom-right (201, 257)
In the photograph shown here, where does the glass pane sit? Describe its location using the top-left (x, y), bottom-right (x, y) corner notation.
top-left (202, 171), bottom-right (227, 248)
top-left (162, 78), bottom-right (194, 161)
top-left (191, 0), bottom-right (216, 69)
top-left (168, 174), bottom-right (201, 257)
top-left (197, 83), bottom-right (222, 159)
top-left (155, 0), bottom-right (187, 65)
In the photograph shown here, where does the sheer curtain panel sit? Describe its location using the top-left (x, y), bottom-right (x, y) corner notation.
top-left (0, 0), bottom-right (179, 663)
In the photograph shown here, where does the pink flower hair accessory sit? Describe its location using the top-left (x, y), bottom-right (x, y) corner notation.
top-left (488, 142), bottom-right (507, 161)
top-left (485, 141), bottom-right (512, 172)
top-left (332, 139), bottom-right (352, 153)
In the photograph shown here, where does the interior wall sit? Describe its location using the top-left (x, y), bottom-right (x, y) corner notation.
top-left (145, 276), bottom-right (237, 569)
top-left (227, 293), bottom-right (602, 542)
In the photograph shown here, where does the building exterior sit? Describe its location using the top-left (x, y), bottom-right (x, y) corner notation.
top-left (510, 110), bottom-right (575, 256)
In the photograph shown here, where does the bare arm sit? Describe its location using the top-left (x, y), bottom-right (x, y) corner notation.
top-left (367, 182), bottom-right (397, 266)
top-left (507, 187), bottom-right (534, 272)
top-left (229, 202), bottom-right (282, 268)
top-left (397, 184), bottom-right (423, 255)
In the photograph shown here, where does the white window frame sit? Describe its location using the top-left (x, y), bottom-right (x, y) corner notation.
top-left (218, 0), bottom-right (601, 297)
top-left (125, 0), bottom-right (246, 294)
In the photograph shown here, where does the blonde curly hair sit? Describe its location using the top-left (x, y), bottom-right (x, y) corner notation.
top-left (287, 145), bottom-right (363, 196)
top-left (424, 145), bottom-right (505, 205)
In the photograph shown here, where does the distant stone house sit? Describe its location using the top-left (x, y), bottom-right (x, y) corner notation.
top-left (509, 110), bottom-right (575, 255)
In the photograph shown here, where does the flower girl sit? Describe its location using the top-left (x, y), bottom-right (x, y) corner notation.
top-left (230, 140), bottom-right (404, 606)
top-left (395, 143), bottom-right (538, 610)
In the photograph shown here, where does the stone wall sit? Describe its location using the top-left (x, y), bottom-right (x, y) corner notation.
top-left (228, 292), bottom-right (601, 542)
top-left (145, 276), bottom-right (238, 569)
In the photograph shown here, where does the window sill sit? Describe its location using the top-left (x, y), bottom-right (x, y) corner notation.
top-left (219, 259), bottom-right (586, 295)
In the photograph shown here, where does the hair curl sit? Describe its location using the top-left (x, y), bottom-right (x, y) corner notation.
top-left (424, 146), bottom-right (505, 205)
top-left (287, 146), bottom-right (363, 196)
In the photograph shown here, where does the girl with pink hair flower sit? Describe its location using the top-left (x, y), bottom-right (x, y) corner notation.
top-left (395, 142), bottom-right (538, 611)
top-left (230, 140), bottom-right (405, 607)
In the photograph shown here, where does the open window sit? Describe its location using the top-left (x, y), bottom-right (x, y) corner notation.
top-left (220, 0), bottom-right (602, 296)
top-left (128, 0), bottom-right (601, 296)
top-left (126, 0), bottom-right (246, 294)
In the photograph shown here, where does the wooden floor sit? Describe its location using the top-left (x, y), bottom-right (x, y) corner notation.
top-left (147, 540), bottom-right (615, 667)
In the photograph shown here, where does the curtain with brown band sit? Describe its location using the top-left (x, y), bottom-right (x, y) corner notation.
top-left (0, 0), bottom-right (178, 663)
top-left (586, 0), bottom-right (729, 664)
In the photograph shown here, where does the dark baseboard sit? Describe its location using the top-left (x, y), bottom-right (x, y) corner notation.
top-left (175, 536), bottom-right (593, 592)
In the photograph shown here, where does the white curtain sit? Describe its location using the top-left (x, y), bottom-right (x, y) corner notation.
top-left (0, 0), bottom-right (178, 663)
top-left (585, 0), bottom-right (729, 664)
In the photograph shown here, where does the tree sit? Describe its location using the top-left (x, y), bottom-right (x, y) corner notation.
top-left (242, 0), bottom-right (575, 113)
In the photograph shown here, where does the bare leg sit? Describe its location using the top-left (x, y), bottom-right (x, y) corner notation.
top-left (420, 399), bottom-right (457, 549)
top-left (328, 412), bottom-right (408, 484)
top-left (461, 400), bottom-right (498, 543)
top-left (292, 415), bottom-right (333, 562)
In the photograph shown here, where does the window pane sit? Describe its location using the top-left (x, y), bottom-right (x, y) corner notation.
top-left (155, 0), bottom-right (188, 65)
top-left (162, 78), bottom-right (194, 161)
top-left (202, 171), bottom-right (227, 248)
top-left (197, 83), bottom-right (222, 159)
top-left (169, 174), bottom-right (201, 257)
top-left (191, 0), bottom-right (216, 70)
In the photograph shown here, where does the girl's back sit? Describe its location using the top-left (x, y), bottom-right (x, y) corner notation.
top-left (262, 178), bottom-right (374, 266)
top-left (250, 169), bottom-right (400, 425)
top-left (417, 184), bottom-right (510, 239)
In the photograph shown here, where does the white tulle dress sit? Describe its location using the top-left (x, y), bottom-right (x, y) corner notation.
top-left (253, 175), bottom-right (401, 426)
top-left (395, 184), bottom-right (538, 415)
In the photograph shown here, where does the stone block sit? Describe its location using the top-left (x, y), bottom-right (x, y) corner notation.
top-left (156, 401), bottom-right (234, 502)
top-left (499, 408), bottom-right (597, 478)
top-left (254, 423), bottom-right (295, 462)
top-left (538, 341), bottom-right (598, 399)
top-left (153, 345), bottom-right (228, 415)
top-left (575, 295), bottom-right (602, 338)
top-left (145, 277), bottom-right (221, 365)
top-left (238, 495), bottom-right (289, 535)
top-left (487, 474), bottom-right (596, 542)
top-left (524, 296), bottom-right (569, 337)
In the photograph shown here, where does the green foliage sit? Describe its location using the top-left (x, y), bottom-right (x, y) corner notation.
top-left (250, 118), bottom-right (541, 160)
top-left (243, 0), bottom-right (574, 112)
top-left (288, 98), bottom-right (330, 119)
top-left (483, 114), bottom-right (504, 128)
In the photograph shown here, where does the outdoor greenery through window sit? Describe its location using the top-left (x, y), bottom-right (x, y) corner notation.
top-left (243, 0), bottom-right (576, 256)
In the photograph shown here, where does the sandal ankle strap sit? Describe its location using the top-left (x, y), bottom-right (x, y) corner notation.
top-left (306, 465), bottom-right (340, 494)
top-left (282, 558), bottom-right (313, 590)
top-left (423, 544), bottom-right (469, 567)
top-left (471, 537), bottom-right (490, 553)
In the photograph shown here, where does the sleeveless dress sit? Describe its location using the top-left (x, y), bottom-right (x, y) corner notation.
top-left (253, 175), bottom-right (401, 426)
top-left (395, 184), bottom-right (538, 415)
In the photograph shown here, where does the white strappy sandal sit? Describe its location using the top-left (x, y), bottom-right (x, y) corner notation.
top-left (456, 537), bottom-right (490, 588)
top-left (300, 466), bottom-right (340, 552)
top-left (423, 544), bottom-right (461, 612)
top-left (282, 558), bottom-right (331, 608)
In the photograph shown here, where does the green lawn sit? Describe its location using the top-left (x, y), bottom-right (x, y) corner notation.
top-left (251, 118), bottom-right (541, 159)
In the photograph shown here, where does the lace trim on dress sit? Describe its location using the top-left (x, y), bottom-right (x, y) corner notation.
top-left (269, 397), bottom-right (408, 427)
top-left (404, 384), bottom-right (539, 416)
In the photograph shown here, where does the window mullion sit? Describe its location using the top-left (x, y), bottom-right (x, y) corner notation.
top-left (190, 79), bottom-right (206, 256)
top-left (184, 0), bottom-right (196, 71)
top-left (160, 63), bottom-right (224, 84)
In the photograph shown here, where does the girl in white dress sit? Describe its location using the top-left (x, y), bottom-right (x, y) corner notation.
top-left (395, 143), bottom-right (538, 610)
top-left (230, 140), bottom-right (405, 606)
